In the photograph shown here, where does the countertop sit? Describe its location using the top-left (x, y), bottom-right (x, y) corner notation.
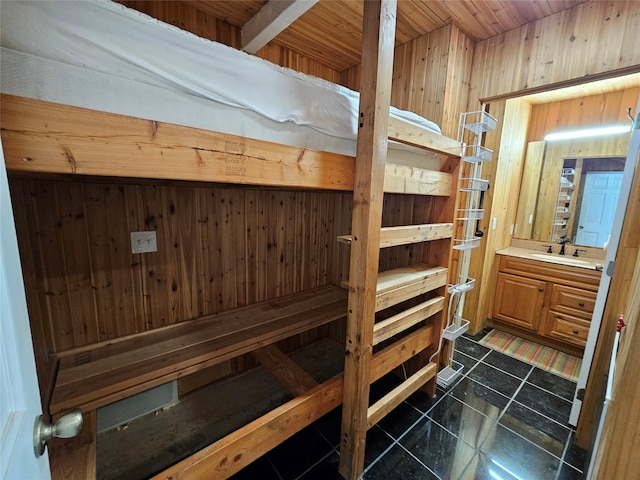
top-left (496, 246), bottom-right (604, 271)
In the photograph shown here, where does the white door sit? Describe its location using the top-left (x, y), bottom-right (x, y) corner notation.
top-left (575, 171), bottom-right (624, 247)
top-left (0, 141), bottom-right (51, 478)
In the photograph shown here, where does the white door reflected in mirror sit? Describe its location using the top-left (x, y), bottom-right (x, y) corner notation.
top-left (575, 171), bottom-right (623, 247)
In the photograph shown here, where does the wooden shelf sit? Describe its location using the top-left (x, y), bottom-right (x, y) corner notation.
top-left (337, 223), bottom-right (453, 248)
top-left (49, 285), bottom-right (347, 415)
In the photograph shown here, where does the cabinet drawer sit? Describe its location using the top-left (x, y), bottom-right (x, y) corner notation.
top-left (549, 284), bottom-right (596, 318)
top-left (498, 255), bottom-right (601, 291)
top-left (545, 311), bottom-right (590, 347)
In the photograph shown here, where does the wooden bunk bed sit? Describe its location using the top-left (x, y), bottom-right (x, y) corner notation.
top-left (0, 2), bottom-right (463, 479)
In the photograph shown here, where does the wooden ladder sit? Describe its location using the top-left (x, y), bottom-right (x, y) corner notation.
top-left (337, 1), bottom-right (460, 478)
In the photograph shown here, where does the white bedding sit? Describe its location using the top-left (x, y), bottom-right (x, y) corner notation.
top-left (0, 0), bottom-right (441, 159)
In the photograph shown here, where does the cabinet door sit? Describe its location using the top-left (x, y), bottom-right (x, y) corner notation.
top-left (492, 272), bottom-right (546, 331)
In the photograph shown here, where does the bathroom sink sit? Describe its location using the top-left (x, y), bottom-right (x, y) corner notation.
top-left (529, 253), bottom-right (595, 268)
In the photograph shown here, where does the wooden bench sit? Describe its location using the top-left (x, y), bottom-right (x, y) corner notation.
top-left (48, 285), bottom-right (348, 416)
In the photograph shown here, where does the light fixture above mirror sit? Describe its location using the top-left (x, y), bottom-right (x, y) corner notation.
top-left (544, 124), bottom-right (631, 142)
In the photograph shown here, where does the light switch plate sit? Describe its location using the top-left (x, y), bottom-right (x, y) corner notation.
top-left (131, 231), bottom-right (157, 254)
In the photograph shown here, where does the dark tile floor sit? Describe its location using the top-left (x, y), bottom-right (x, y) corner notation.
top-left (231, 329), bottom-right (588, 480)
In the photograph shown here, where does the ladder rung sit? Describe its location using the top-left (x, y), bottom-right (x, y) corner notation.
top-left (370, 325), bottom-right (434, 383)
top-left (337, 223), bottom-right (453, 248)
top-left (367, 362), bottom-right (438, 428)
top-left (387, 117), bottom-right (462, 156)
top-left (373, 297), bottom-right (444, 345)
top-left (374, 264), bottom-right (447, 311)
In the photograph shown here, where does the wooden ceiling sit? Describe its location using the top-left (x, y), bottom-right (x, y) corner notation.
top-left (181, 0), bottom-right (588, 72)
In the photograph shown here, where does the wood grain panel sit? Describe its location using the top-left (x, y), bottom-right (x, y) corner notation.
top-left (591, 251), bottom-right (640, 477)
top-left (9, 178), bottom-right (354, 354)
top-left (390, 25), bottom-right (450, 134)
top-left (120, 1), bottom-right (340, 82)
top-left (514, 141), bottom-right (545, 239)
top-left (379, 194), bottom-right (424, 273)
top-left (339, 3), bottom-right (398, 477)
top-left (10, 176), bottom-right (435, 399)
top-left (441, 24), bottom-right (474, 138)
top-left (119, 0), bottom-right (242, 48)
top-left (1, 95), bottom-right (355, 191)
top-left (527, 87), bottom-right (640, 141)
top-left (469, 1), bottom-right (640, 102)
top-left (175, 0), bottom-right (586, 73)
top-left (49, 410), bottom-right (97, 480)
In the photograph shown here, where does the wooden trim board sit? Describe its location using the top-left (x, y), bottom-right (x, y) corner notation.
top-left (0, 94), bottom-right (354, 190)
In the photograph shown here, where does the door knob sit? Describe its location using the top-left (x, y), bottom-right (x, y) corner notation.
top-left (33, 408), bottom-right (83, 457)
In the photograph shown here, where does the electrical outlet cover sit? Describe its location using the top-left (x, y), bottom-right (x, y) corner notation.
top-left (130, 231), bottom-right (157, 254)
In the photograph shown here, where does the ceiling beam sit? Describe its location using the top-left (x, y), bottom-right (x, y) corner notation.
top-left (241, 0), bottom-right (318, 54)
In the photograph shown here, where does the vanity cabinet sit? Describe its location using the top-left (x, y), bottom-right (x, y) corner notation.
top-left (493, 273), bottom-right (546, 331)
top-left (491, 255), bottom-right (601, 356)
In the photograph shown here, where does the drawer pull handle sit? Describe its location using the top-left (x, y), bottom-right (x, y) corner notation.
top-left (538, 288), bottom-right (544, 292)
top-left (573, 329), bottom-right (579, 334)
top-left (579, 302), bottom-right (585, 307)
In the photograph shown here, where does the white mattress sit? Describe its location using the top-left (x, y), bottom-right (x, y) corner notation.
top-left (0, 0), bottom-right (442, 161)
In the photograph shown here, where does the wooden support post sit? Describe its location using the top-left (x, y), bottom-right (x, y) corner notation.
top-left (338, 1), bottom-right (397, 479)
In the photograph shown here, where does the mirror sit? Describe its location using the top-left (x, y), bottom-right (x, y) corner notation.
top-left (515, 139), bottom-right (628, 248)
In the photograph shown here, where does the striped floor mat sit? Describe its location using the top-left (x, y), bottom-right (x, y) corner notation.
top-left (479, 329), bottom-right (582, 382)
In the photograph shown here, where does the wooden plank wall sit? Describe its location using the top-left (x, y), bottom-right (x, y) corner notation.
top-left (469, 1), bottom-right (640, 103)
top-left (527, 87), bottom-right (640, 141)
top-left (118, 1), bottom-right (341, 83)
top-left (9, 177), bottom-right (432, 395)
top-left (514, 141), bottom-right (545, 240)
top-left (9, 179), bottom-right (353, 353)
top-left (590, 195), bottom-right (640, 478)
top-left (341, 23), bottom-right (472, 138)
top-left (390, 25), bottom-right (451, 135)
top-left (441, 24), bottom-right (474, 138)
